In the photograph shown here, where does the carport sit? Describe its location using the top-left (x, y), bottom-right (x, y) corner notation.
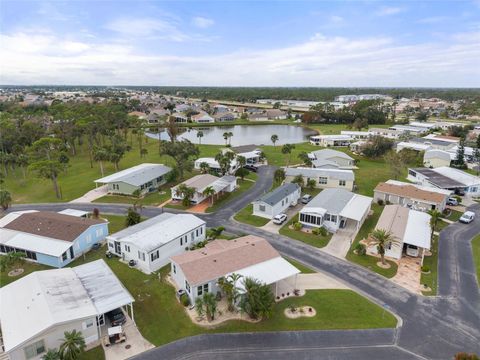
top-left (74, 260), bottom-right (135, 339)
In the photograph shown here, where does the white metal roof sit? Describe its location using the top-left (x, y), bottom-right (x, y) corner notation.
top-left (403, 210), bottom-right (431, 249)
top-left (397, 142), bottom-right (432, 151)
top-left (94, 163), bottom-right (172, 186)
top-left (73, 260), bottom-right (134, 315)
top-left (433, 167), bottom-right (480, 187)
top-left (230, 257), bottom-right (300, 291)
top-left (0, 228), bottom-right (72, 257)
top-left (107, 213), bottom-right (205, 252)
top-left (285, 167), bottom-right (355, 181)
top-left (311, 134), bottom-right (352, 140)
top-left (0, 260), bottom-right (132, 352)
top-left (58, 209), bottom-right (89, 217)
top-left (339, 194), bottom-right (373, 222)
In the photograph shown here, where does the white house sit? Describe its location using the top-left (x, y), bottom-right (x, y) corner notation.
top-left (408, 167), bottom-right (480, 196)
top-left (340, 130), bottom-right (371, 139)
top-left (230, 145), bottom-right (263, 164)
top-left (191, 113), bottom-right (215, 123)
top-left (308, 149), bottom-right (355, 169)
top-left (0, 260), bottom-right (134, 360)
top-left (106, 213), bottom-right (206, 274)
top-left (171, 174), bottom-right (237, 204)
top-left (310, 134), bottom-right (353, 147)
top-left (423, 150), bottom-right (452, 168)
top-left (170, 235), bottom-right (300, 305)
top-left (252, 183), bottom-right (301, 219)
top-left (284, 167), bottom-right (355, 191)
top-left (367, 205), bottom-right (431, 263)
top-left (194, 157), bottom-right (239, 175)
top-left (396, 142), bottom-right (432, 153)
top-left (299, 188), bottom-right (372, 233)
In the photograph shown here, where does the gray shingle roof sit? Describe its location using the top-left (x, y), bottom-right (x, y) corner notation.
top-left (285, 167), bottom-right (354, 181)
top-left (255, 183), bottom-right (300, 206)
top-left (304, 188), bottom-right (355, 214)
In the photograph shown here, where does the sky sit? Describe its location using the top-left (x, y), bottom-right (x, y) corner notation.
top-left (1, 0), bottom-right (479, 87)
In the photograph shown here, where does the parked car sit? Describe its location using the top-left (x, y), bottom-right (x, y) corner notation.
top-left (406, 245), bottom-right (419, 257)
top-left (106, 308), bottom-right (126, 326)
top-left (244, 164), bottom-right (258, 172)
top-left (273, 213), bottom-right (288, 225)
top-left (446, 197), bottom-right (459, 206)
top-left (459, 211), bottom-right (475, 224)
top-left (301, 194), bottom-right (312, 204)
top-left (454, 188), bottom-right (465, 196)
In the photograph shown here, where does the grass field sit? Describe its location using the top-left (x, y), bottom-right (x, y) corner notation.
top-left (346, 204), bottom-right (398, 278)
top-left (205, 177), bottom-right (256, 213)
top-left (420, 235), bottom-right (439, 295)
top-left (473, 235), bottom-right (480, 286)
top-left (78, 346), bottom-right (105, 360)
top-left (234, 204), bottom-right (271, 227)
top-left (279, 214), bottom-right (332, 248)
top-left (93, 185), bottom-right (172, 206)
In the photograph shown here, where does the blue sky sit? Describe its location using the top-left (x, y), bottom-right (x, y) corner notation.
top-left (1, 1), bottom-right (479, 86)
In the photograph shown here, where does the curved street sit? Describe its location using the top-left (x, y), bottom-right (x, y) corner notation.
top-left (8, 166), bottom-right (480, 360)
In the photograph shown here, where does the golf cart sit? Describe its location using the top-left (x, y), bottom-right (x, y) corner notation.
top-left (102, 326), bottom-right (126, 347)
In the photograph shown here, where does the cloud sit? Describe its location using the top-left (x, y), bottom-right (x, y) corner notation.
top-left (329, 15), bottom-right (345, 25)
top-left (105, 17), bottom-right (189, 41)
top-left (417, 16), bottom-right (448, 24)
top-left (375, 6), bottom-right (404, 16)
top-left (1, 30), bottom-right (479, 87)
top-left (192, 16), bottom-right (214, 28)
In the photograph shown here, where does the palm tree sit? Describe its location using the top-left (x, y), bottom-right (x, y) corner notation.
top-left (92, 146), bottom-right (109, 177)
top-left (202, 186), bottom-right (216, 205)
top-left (291, 174), bottom-right (304, 188)
top-left (367, 229), bottom-right (399, 266)
top-left (59, 330), bottom-right (86, 360)
top-left (271, 134), bottom-right (279, 147)
top-left (195, 292), bottom-right (218, 321)
top-left (306, 178), bottom-right (316, 191)
top-left (223, 132), bottom-right (229, 146)
top-left (428, 209), bottom-right (442, 240)
top-left (42, 349), bottom-right (61, 360)
top-left (236, 155), bottom-right (246, 168)
top-left (0, 251), bottom-right (26, 272)
top-left (227, 131), bottom-right (233, 145)
top-left (281, 143), bottom-right (295, 167)
top-left (298, 151), bottom-right (312, 166)
top-left (197, 130), bottom-right (204, 145)
top-left (0, 189), bottom-right (12, 210)
top-left (239, 277), bottom-right (275, 320)
top-left (199, 161), bottom-right (210, 174)
top-left (217, 273), bottom-right (243, 312)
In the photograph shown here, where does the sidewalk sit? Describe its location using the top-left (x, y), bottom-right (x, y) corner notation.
top-left (70, 185), bottom-right (108, 203)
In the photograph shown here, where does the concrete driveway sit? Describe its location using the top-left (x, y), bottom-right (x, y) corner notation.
top-left (321, 221), bottom-right (357, 259)
top-left (70, 185), bottom-right (108, 203)
top-left (260, 203), bottom-right (304, 234)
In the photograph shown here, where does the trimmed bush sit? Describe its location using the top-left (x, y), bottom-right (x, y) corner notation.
top-left (354, 243), bottom-right (366, 256)
top-left (319, 227), bottom-right (328, 237)
top-left (293, 222), bottom-right (302, 231)
top-left (180, 293), bottom-right (190, 307)
top-left (377, 199), bottom-right (384, 206)
top-left (421, 265), bottom-right (430, 273)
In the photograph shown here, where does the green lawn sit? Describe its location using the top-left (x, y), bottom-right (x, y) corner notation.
top-left (303, 123), bottom-right (391, 136)
top-left (205, 177), bottom-right (256, 213)
top-left (435, 219), bottom-right (450, 232)
top-left (234, 204), bottom-right (271, 227)
top-left (472, 235), bottom-right (480, 286)
top-left (101, 214), bottom-right (130, 234)
top-left (0, 260), bottom-right (50, 287)
top-left (279, 214), bottom-right (332, 248)
top-left (260, 143), bottom-right (319, 167)
top-left (93, 187), bottom-right (172, 206)
top-left (443, 209), bottom-right (463, 222)
top-left (346, 204), bottom-right (398, 278)
top-left (78, 346), bottom-right (105, 360)
top-left (420, 235), bottom-right (439, 295)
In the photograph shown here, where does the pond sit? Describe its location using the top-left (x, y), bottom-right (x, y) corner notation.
top-left (146, 124), bottom-right (316, 146)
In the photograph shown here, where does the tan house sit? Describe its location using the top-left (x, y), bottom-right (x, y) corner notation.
top-left (423, 150), bottom-right (452, 168)
top-left (373, 180), bottom-right (450, 212)
top-left (284, 167), bottom-right (354, 191)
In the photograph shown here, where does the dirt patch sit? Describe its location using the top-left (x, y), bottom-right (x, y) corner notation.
top-left (376, 261), bottom-right (391, 269)
top-left (8, 268), bottom-right (24, 277)
top-left (284, 306), bottom-right (316, 319)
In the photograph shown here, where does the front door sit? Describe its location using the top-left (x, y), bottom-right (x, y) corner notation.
top-left (114, 241), bottom-right (121, 254)
top-left (69, 246), bottom-right (74, 259)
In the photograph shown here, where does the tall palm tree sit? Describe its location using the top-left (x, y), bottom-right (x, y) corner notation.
top-left (92, 146), bottom-right (109, 177)
top-left (199, 161), bottom-right (210, 174)
top-left (59, 330), bottom-right (86, 360)
top-left (223, 132), bottom-right (229, 146)
top-left (428, 209), bottom-right (442, 240)
top-left (0, 189), bottom-right (12, 210)
top-left (281, 143), bottom-right (295, 167)
top-left (271, 134), bottom-right (279, 147)
top-left (197, 130), bottom-right (204, 145)
top-left (202, 186), bottom-right (216, 205)
top-left (367, 229), bottom-right (399, 266)
top-left (227, 132), bottom-right (233, 145)
top-left (217, 273), bottom-right (243, 312)
top-left (195, 292), bottom-right (218, 321)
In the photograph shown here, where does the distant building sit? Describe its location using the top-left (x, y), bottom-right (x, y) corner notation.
top-left (308, 149), bottom-right (355, 169)
top-left (171, 174), bottom-right (237, 204)
top-left (407, 167), bottom-right (480, 196)
top-left (284, 167), bottom-right (355, 191)
top-left (309, 134), bottom-right (353, 147)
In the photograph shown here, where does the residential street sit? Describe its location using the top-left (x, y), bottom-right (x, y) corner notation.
top-left (8, 166), bottom-right (480, 360)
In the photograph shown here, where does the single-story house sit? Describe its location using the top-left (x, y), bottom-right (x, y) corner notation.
top-left (368, 128), bottom-right (402, 139)
top-left (230, 145), bottom-right (263, 164)
top-left (389, 124), bottom-right (428, 135)
top-left (310, 134), bottom-right (353, 147)
top-left (0, 211), bottom-right (108, 268)
top-left (299, 188), bottom-right (372, 233)
top-left (396, 142), bottom-right (432, 153)
top-left (106, 213), bottom-right (206, 274)
top-left (308, 149), bottom-right (355, 169)
top-left (94, 163), bottom-right (172, 195)
top-left (171, 174), bottom-right (237, 204)
top-left (170, 235), bottom-right (300, 305)
top-left (191, 113), bottom-right (215, 123)
top-left (249, 112), bottom-right (269, 121)
top-left (252, 183), bottom-right (301, 219)
top-left (194, 157), bottom-right (239, 175)
top-left (266, 109), bottom-right (287, 120)
top-left (374, 180), bottom-right (450, 212)
top-left (367, 205), bottom-right (431, 262)
top-left (340, 130), bottom-right (371, 139)
top-left (284, 167), bottom-right (355, 191)
top-left (0, 259), bottom-right (134, 360)
top-left (213, 112), bottom-right (236, 122)
top-left (408, 167), bottom-right (480, 196)
top-left (423, 150), bottom-right (453, 168)
top-left (409, 137), bottom-right (457, 151)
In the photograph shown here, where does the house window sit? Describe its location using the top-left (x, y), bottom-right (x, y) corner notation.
top-left (125, 245), bottom-right (130, 252)
top-left (24, 340), bottom-right (46, 359)
top-left (200, 227), bottom-right (203, 235)
top-left (331, 215), bottom-right (337, 223)
top-left (173, 264), bottom-right (176, 274)
top-left (191, 232), bottom-right (194, 241)
top-left (185, 280), bottom-right (191, 293)
top-left (138, 251), bottom-right (145, 261)
top-left (109, 242), bottom-right (114, 248)
top-left (197, 283), bottom-right (209, 296)
top-left (96, 228), bottom-right (103, 237)
top-left (86, 234), bottom-right (92, 244)
top-left (339, 180), bottom-right (346, 187)
top-left (259, 205), bottom-right (266, 212)
top-left (180, 237), bottom-right (183, 246)
top-left (83, 319), bottom-right (94, 329)
top-left (62, 252), bottom-right (67, 261)
top-left (151, 250), bottom-right (159, 262)
top-left (196, 229), bottom-right (199, 237)
top-left (318, 177), bottom-right (328, 185)
top-left (408, 170), bottom-right (417, 177)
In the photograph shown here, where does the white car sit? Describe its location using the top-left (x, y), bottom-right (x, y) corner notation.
top-left (459, 211), bottom-right (475, 224)
top-left (406, 245), bottom-right (419, 257)
top-left (273, 213), bottom-right (288, 225)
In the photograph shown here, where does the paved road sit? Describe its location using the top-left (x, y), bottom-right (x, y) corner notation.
top-left (8, 167), bottom-right (480, 360)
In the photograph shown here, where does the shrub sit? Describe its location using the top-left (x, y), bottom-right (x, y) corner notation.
top-left (312, 227), bottom-right (320, 235)
top-left (319, 227), bottom-right (328, 237)
top-left (289, 304), bottom-right (296, 312)
top-left (377, 199), bottom-right (384, 206)
top-left (354, 243), bottom-right (366, 256)
top-left (180, 293), bottom-right (190, 307)
top-left (421, 265), bottom-right (430, 273)
top-left (386, 200), bottom-right (391, 205)
top-left (293, 222), bottom-right (302, 231)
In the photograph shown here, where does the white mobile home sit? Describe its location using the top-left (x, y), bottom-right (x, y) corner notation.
top-left (106, 213), bottom-right (206, 274)
top-left (310, 134), bottom-right (353, 147)
top-left (171, 174), bottom-right (237, 204)
top-left (284, 167), bottom-right (355, 191)
top-left (252, 183), bottom-right (301, 219)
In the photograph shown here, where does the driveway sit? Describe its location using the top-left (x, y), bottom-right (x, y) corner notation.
top-left (70, 185), bottom-right (108, 203)
top-left (391, 256), bottom-right (422, 294)
top-left (321, 221), bottom-right (357, 259)
top-left (259, 203), bottom-right (304, 234)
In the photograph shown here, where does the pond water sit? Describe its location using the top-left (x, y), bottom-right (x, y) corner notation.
top-left (146, 124), bottom-right (316, 146)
